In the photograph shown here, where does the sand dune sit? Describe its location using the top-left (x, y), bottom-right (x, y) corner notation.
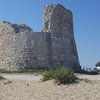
top-left (0, 73), bottom-right (100, 100)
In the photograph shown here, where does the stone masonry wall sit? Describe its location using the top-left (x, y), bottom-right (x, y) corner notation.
top-left (0, 21), bottom-right (35, 71)
top-left (42, 4), bottom-right (80, 70)
top-left (0, 4), bottom-right (80, 71)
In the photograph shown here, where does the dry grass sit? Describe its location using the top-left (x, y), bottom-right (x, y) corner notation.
top-left (42, 68), bottom-right (77, 84)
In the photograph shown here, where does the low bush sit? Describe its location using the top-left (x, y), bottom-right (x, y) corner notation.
top-left (42, 68), bottom-right (77, 85)
top-left (0, 69), bottom-right (8, 73)
top-left (0, 67), bottom-right (46, 73)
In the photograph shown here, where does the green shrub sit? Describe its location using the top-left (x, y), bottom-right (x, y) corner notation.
top-left (0, 69), bottom-right (8, 73)
top-left (95, 62), bottom-right (100, 67)
top-left (0, 67), bottom-right (47, 73)
top-left (42, 68), bottom-right (77, 85)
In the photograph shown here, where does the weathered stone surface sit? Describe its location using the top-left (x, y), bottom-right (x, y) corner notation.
top-left (0, 21), bottom-right (34, 70)
top-left (42, 4), bottom-right (73, 33)
top-left (0, 4), bottom-right (80, 71)
top-left (42, 4), bottom-right (80, 70)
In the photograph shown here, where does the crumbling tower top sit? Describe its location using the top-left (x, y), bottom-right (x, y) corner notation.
top-left (42, 4), bottom-right (73, 34)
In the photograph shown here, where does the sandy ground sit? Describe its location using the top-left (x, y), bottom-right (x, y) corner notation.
top-left (0, 73), bottom-right (100, 100)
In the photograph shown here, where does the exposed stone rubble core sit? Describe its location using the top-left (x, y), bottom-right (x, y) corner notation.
top-left (43, 4), bottom-right (73, 33)
top-left (0, 4), bottom-right (80, 71)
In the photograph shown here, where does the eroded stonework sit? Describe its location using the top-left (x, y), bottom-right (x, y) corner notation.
top-left (0, 4), bottom-right (80, 71)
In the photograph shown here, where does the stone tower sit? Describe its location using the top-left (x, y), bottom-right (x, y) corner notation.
top-left (42, 4), bottom-right (80, 71)
top-left (0, 4), bottom-right (80, 71)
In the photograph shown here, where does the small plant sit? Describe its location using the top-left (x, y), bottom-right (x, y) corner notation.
top-left (0, 69), bottom-right (8, 73)
top-left (42, 68), bottom-right (77, 85)
top-left (95, 62), bottom-right (100, 67)
top-left (0, 67), bottom-right (47, 73)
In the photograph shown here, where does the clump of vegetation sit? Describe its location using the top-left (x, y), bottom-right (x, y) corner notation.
top-left (0, 67), bottom-right (48, 73)
top-left (0, 69), bottom-right (8, 73)
top-left (42, 68), bottom-right (77, 85)
top-left (95, 62), bottom-right (100, 67)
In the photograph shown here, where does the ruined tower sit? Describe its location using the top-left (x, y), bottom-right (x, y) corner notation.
top-left (42, 4), bottom-right (80, 70)
top-left (0, 4), bottom-right (80, 71)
